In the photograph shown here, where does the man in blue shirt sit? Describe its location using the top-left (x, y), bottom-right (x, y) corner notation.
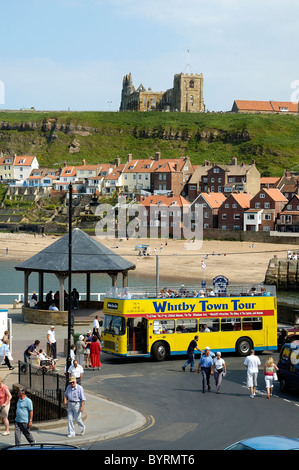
top-left (15, 387), bottom-right (35, 446)
top-left (198, 347), bottom-right (214, 393)
top-left (64, 377), bottom-right (86, 438)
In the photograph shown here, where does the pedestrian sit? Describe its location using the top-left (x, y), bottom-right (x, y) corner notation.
top-left (0, 377), bottom-right (12, 436)
top-left (84, 331), bottom-right (92, 368)
top-left (71, 288), bottom-right (79, 309)
top-left (47, 326), bottom-right (57, 360)
top-left (14, 386), bottom-right (35, 446)
top-left (76, 335), bottom-right (86, 367)
top-left (68, 359), bottom-right (84, 385)
top-left (64, 377), bottom-right (86, 438)
top-left (212, 351), bottom-right (226, 393)
top-left (182, 335), bottom-right (200, 372)
top-left (198, 347), bottom-right (214, 392)
top-left (93, 315), bottom-right (100, 340)
top-left (0, 340), bottom-right (14, 370)
top-left (90, 336), bottom-right (101, 370)
top-left (264, 356), bottom-right (279, 399)
top-left (24, 340), bottom-right (40, 372)
top-left (244, 349), bottom-right (261, 398)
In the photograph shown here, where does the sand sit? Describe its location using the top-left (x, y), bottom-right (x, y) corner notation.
top-left (0, 232), bottom-right (297, 286)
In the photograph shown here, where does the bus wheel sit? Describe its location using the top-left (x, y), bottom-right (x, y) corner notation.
top-left (236, 337), bottom-right (252, 356)
top-left (152, 341), bottom-right (167, 361)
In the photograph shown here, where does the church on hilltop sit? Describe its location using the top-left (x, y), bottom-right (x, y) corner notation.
top-left (120, 72), bottom-right (204, 113)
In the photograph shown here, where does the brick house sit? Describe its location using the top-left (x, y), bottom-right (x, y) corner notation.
top-left (187, 157), bottom-right (260, 200)
top-left (190, 192), bottom-right (226, 229)
top-left (139, 194), bottom-right (190, 238)
top-left (244, 188), bottom-right (288, 232)
top-left (276, 194), bottom-right (299, 232)
top-left (151, 154), bottom-right (194, 196)
top-left (218, 193), bottom-right (252, 231)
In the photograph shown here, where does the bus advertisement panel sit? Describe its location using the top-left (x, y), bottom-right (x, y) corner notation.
top-left (102, 292), bottom-right (277, 361)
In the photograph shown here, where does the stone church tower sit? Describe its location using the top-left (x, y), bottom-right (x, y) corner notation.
top-left (172, 73), bottom-right (204, 112)
top-left (120, 73), bottom-right (135, 111)
top-left (119, 72), bottom-right (204, 112)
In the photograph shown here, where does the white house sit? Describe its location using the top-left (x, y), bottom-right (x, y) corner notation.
top-left (13, 155), bottom-right (39, 181)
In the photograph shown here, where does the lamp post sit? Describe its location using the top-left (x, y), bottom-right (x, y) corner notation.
top-left (66, 182), bottom-right (73, 385)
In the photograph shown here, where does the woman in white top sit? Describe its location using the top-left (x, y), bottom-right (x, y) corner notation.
top-left (212, 352), bottom-right (226, 393)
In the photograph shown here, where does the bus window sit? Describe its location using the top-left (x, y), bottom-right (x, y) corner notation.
top-left (199, 319), bottom-right (219, 332)
top-left (153, 320), bottom-right (175, 334)
top-left (104, 315), bottom-right (126, 335)
top-left (221, 318), bottom-right (241, 332)
top-left (242, 317), bottom-right (263, 331)
top-left (176, 319), bottom-right (197, 333)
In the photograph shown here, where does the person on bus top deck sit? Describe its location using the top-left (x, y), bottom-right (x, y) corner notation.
top-left (123, 288), bottom-right (131, 300)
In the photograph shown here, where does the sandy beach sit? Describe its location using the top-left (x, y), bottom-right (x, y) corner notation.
top-left (0, 232), bottom-right (297, 286)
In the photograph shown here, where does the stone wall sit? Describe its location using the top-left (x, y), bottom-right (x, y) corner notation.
top-left (265, 256), bottom-right (299, 290)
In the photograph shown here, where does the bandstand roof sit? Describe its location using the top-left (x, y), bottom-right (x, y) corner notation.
top-left (15, 228), bottom-right (136, 274)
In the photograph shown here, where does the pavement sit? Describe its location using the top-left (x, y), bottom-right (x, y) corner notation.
top-left (0, 309), bottom-right (146, 449)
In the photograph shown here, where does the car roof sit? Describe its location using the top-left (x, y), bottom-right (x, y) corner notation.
top-left (238, 435), bottom-right (299, 450)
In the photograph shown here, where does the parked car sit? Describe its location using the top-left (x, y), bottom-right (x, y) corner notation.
top-left (277, 326), bottom-right (299, 350)
top-left (277, 342), bottom-right (299, 392)
top-left (225, 435), bottom-right (299, 450)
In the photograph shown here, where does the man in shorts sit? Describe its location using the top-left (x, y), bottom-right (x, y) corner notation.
top-left (244, 349), bottom-right (261, 398)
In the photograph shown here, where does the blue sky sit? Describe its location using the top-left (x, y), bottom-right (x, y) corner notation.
top-left (1, 0), bottom-right (299, 112)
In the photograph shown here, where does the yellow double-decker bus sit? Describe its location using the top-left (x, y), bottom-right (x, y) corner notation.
top-left (102, 285), bottom-right (277, 361)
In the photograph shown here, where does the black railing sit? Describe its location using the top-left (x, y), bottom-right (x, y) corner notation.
top-left (14, 361), bottom-right (68, 422)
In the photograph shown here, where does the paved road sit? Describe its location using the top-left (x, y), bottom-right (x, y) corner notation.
top-left (82, 351), bottom-right (299, 450)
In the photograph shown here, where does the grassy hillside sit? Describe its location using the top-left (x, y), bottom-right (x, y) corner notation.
top-left (0, 111), bottom-right (299, 175)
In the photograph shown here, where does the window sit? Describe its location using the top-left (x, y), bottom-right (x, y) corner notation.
top-left (225, 204), bottom-right (229, 208)
top-left (264, 202), bottom-right (270, 208)
top-left (242, 317), bottom-right (263, 331)
top-left (255, 203), bottom-right (261, 208)
top-left (222, 214), bottom-right (227, 219)
top-left (199, 319), bottom-right (219, 332)
top-left (221, 318), bottom-right (241, 331)
top-left (263, 214), bottom-right (271, 220)
top-left (213, 168), bottom-right (220, 173)
top-left (260, 193), bottom-right (265, 198)
top-left (153, 320), bottom-right (175, 334)
top-left (176, 319), bottom-right (197, 333)
top-left (234, 214), bottom-right (240, 219)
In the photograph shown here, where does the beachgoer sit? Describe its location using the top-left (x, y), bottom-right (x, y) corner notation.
top-left (212, 351), bottom-right (226, 393)
top-left (76, 335), bottom-right (86, 367)
top-left (68, 359), bottom-right (84, 385)
top-left (264, 356), bottom-right (279, 399)
top-left (90, 336), bottom-right (101, 370)
top-left (47, 326), bottom-right (57, 359)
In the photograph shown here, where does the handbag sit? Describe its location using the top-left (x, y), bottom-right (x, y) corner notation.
top-left (273, 372), bottom-right (278, 381)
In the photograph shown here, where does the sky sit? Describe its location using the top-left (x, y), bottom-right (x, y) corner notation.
top-left (1, 0), bottom-right (299, 112)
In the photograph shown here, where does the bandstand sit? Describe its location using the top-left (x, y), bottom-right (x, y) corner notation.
top-left (15, 228), bottom-right (136, 325)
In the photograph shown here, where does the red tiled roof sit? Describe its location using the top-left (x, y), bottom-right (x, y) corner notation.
top-left (140, 195), bottom-right (190, 207)
top-left (263, 188), bottom-right (288, 202)
top-left (234, 100), bottom-right (273, 112)
top-left (198, 192), bottom-right (226, 208)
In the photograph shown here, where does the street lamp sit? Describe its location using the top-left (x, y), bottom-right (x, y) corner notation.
top-left (66, 182), bottom-right (74, 386)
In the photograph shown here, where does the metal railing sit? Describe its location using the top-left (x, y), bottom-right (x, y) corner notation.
top-left (105, 284), bottom-right (277, 300)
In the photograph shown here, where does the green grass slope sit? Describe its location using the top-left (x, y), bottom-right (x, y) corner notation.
top-left (0, 111), bottom-right (298, 175)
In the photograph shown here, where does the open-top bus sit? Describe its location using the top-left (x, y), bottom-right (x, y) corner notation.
top-left (102, 285), bottom-right (277, 361)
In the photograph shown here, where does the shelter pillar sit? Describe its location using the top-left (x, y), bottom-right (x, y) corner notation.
top-left (122, 271), bottom-right (128, 287)
top-left (86, 273), bottom-right (90, 307)
top-left (55, 274), bottom-right (67, 311)
top-left (38, 272), bottom-right (44, 304)
top-left (24, 270), bottom-right (31, 307)
top-left (109, 273), bottom-right (118, 287)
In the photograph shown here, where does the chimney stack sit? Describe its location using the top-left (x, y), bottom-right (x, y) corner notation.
top-left (155, 152), bottom-right (161, 161)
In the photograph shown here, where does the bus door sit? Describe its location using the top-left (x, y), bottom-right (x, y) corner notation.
top-left (127, 317), bottom-right (147, 354)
